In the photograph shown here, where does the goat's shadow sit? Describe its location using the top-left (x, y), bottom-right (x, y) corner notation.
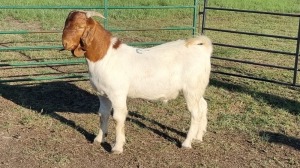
top-left (0, 81), bottom-right (184, 151)
top-left (259, 131), bottom-right (300, 150)
top-left (0, 82), bottom-right (99, 142)
top-left (210, 79), bottom-right (300, 115)
top-left (211, 79), bottom-right (300, 150)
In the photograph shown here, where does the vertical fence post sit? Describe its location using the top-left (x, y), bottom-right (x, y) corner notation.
top-left (293, 18), bottom-right (300, 86)
top-left (201, 0), bottom-right (208, 34)
top-left (103, 0), bottom-right (108, 29)
top-left (192, 0), bottom-right (199, 35)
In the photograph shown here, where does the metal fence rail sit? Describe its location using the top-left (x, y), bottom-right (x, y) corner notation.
top-left (201, 0), bottom-right (300, 87)
top-left (0, 0), bottom-right (199, 83)
top-left (2, 0), bottom-right (299, 86)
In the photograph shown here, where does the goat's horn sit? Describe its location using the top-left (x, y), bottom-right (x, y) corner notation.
top-left (78, 10), bottom-right (106, 19)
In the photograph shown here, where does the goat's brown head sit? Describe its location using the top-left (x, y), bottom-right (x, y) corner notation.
top-left (62, 10), bottom-right (105, 57)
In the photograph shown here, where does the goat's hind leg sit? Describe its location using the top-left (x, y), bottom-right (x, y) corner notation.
top-left (94, 96), bottom-right (112, 143)
top-left (194, 97), bottom-right (207, 142)
top-left (181, 92), bottom-right (202, 149)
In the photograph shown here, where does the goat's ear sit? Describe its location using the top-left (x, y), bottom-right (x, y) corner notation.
top-left (81, 20), bottom-right (96, 47)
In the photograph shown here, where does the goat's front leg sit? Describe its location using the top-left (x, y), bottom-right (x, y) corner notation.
top-left (111, 97), bottom-right (128, 154)
top-left (94, 96), bottom-right (112, 143)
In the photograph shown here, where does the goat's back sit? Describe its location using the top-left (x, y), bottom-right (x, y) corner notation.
top-left (118, 36), bottom-right (212, 100)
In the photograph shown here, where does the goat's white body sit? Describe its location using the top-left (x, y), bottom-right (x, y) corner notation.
top-left (90, 36), bottom-right (212, 153)
top-left (88, 38), bottom-right (211, 101)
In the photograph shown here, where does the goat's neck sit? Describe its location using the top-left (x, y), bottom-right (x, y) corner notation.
top-left (84, 22), bottom-right (112, 62)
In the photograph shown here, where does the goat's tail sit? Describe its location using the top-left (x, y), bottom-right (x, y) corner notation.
top-left (185, 35), bottom-right (213, 55)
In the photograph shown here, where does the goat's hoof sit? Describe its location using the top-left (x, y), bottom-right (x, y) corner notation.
top-left (181, 141), bottom-right (192, 149)
top-left (193, 137), bottom-right (203, 143)
top-left (111, 148), bottom-right (123, 154)
top-left (93, 137), bottom-right (103, 144)
top-left (181, 145), bottom-right (192, 149)
top-left (111, 143), bottom-right (124, 154)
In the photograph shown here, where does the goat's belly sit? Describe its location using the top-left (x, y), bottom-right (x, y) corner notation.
top-left (127, 84), bottom-right (180, 101)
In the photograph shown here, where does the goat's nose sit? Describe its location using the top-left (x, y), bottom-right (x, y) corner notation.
top-left (63, 41), bottom-right (73, 50)
top-left (63, 41), bottom-right (68, 48)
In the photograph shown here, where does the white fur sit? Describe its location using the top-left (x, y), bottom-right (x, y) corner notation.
top-left (92, 36), bottom-right (212, 153)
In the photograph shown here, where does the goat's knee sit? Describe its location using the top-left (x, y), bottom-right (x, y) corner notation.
top-left (98, 96), bottom-right (112, 114)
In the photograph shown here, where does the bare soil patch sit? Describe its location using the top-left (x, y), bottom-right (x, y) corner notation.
top-left (0, 80), bottom-right (299, 168)
top-left (1, 15), bottom-right (299, 168)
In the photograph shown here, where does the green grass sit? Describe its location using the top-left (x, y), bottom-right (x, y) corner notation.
top-left (209, 0), bottom-right (300, 13)
top-left (3, 0), bottom-right (297, 13)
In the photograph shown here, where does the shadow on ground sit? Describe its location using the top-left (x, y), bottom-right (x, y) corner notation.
top-left (210, 79), bottom-right (300, 115)
top-left (0, 82), bottom-right (99, 142)
top-left (0, 81), bottom-right (184, 150)
top-left (128, 111), bottom-right (185, 147)
top-left (259, 131), bottom-right (300, 150)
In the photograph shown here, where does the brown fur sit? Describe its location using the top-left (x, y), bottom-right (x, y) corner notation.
top-left (185, 38), bottom-right (201, 47)
top-left (113, 39), bottom-right (122, 49)
top-left (82, 18), bottom-right (112, 62)
top-left (62, 11), bottom-right (115, 62)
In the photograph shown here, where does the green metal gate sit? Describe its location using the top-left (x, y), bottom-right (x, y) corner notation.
top-left (0, 0), bottom-right (200, 83)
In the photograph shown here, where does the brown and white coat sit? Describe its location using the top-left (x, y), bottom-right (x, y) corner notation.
top-left (62, 10), bottom-right (213, 154)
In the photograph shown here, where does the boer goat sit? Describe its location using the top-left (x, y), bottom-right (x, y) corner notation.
top-left (62, 10), bottom-right (212, 154)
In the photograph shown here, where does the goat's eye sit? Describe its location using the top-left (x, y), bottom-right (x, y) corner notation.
top-left (76, 25), bottom-right (85, 29)
top-left (80, 39), bottom-right (85, 46)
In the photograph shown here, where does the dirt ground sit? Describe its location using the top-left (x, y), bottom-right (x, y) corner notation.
top-left (1, 5), bottom-right (300, 167)
top-left (0, 80), bottom-right (299, 168)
